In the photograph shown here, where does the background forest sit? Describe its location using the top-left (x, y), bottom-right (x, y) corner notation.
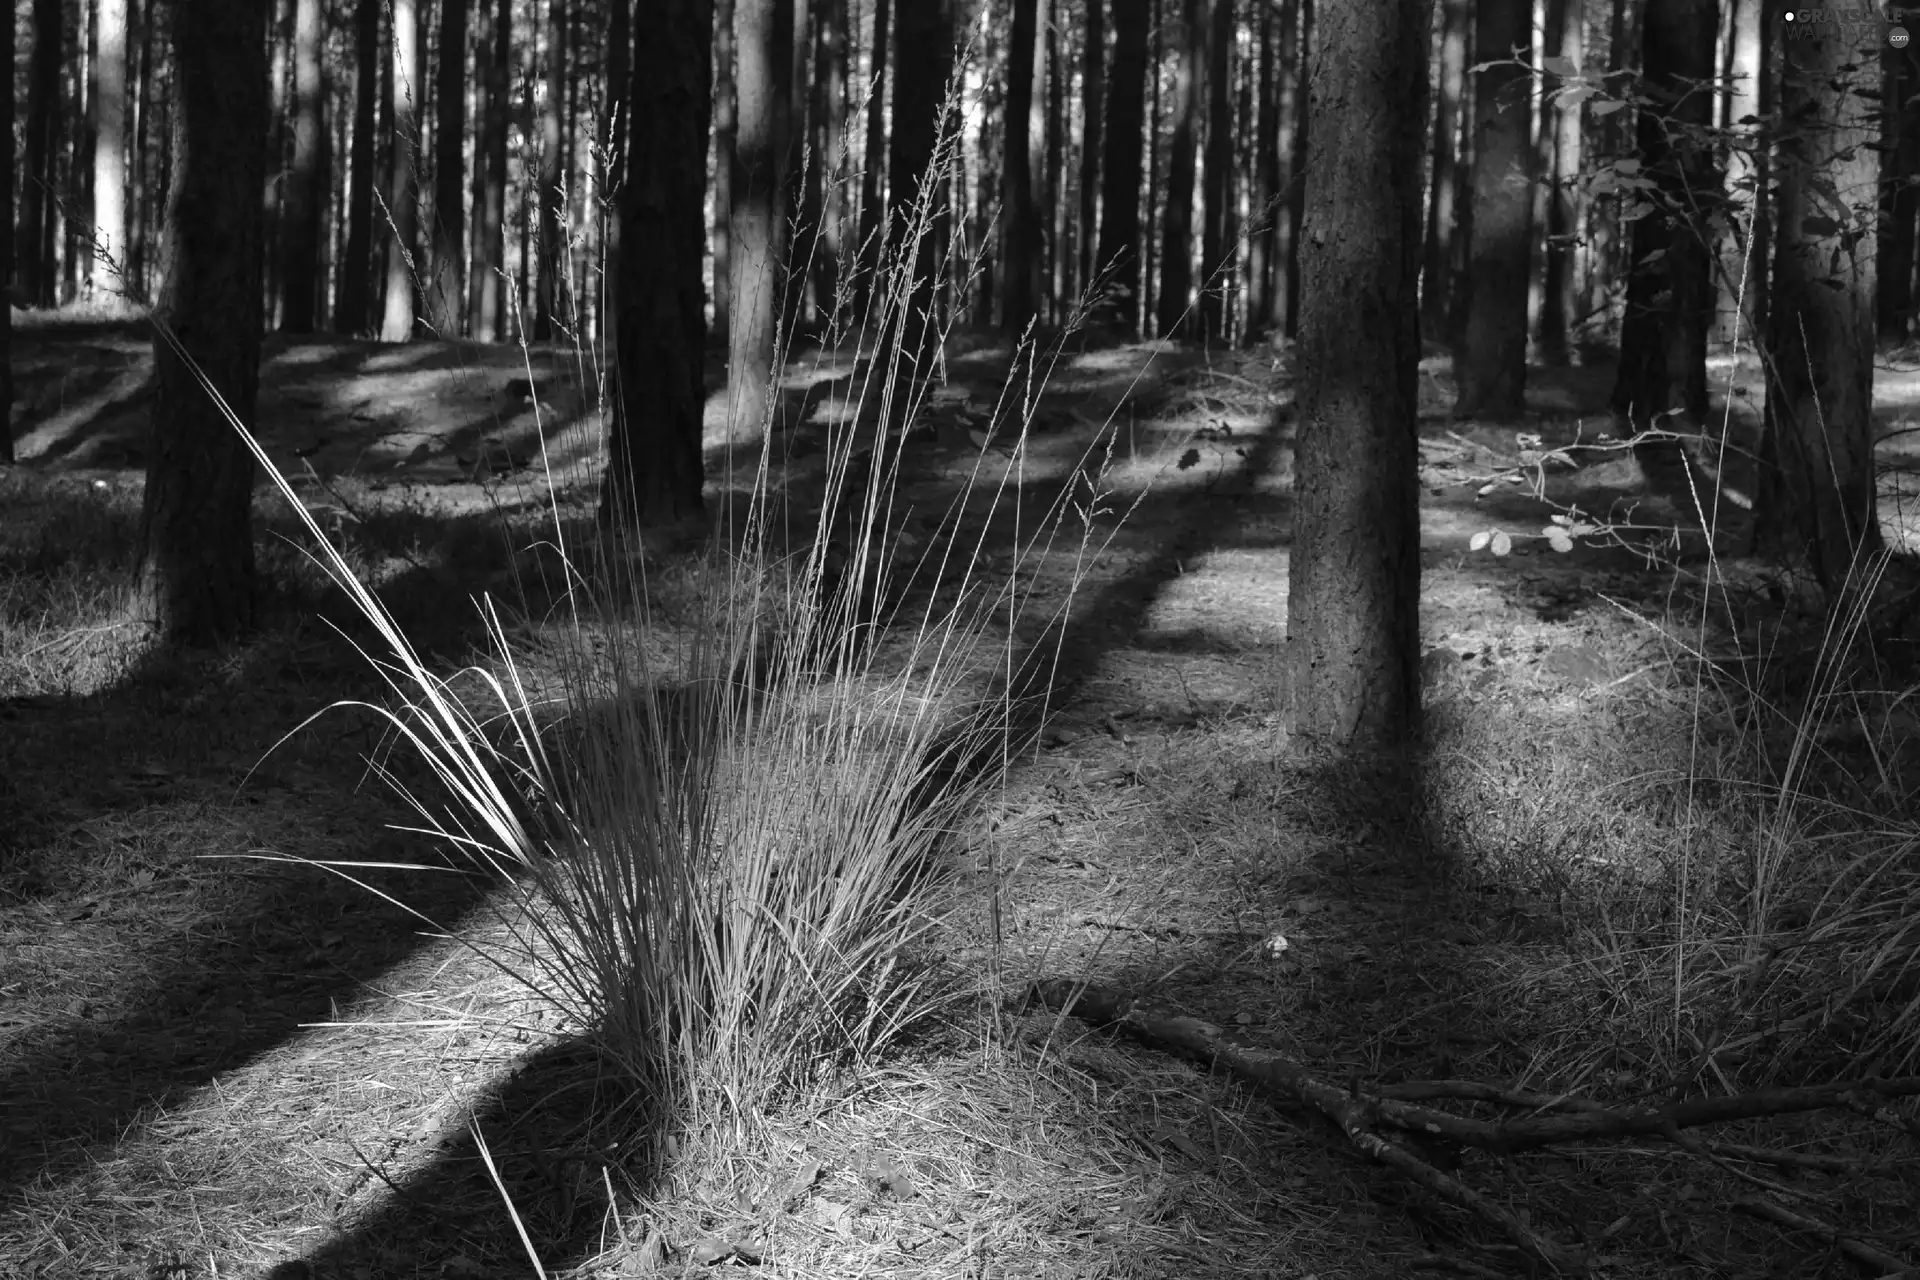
top-left (4, 1), bottom-right (1920, 1279)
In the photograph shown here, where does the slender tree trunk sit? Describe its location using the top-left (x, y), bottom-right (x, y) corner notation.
top-left (138, 0), bottom-right (268, 647)
top-left (1718, 0), bottom-right (1765, 349)
top-left (1452, 0), bottom-right (1533, 420)
top-left (1287, 0), bottom-right (1430, 749)
top-left (1246, 0), bottom-right (1276, 334)
top-left (714, 0), bottom-right (738, 335)
top-left (67, 0), bottom-right (95, 304)
top-left (280, 0), bottom-right (326, 331)
top-left (1157, 0), bottom-right (1202, 337)
top-left (1880, 24), bottom-right (1920, 344)
top-left (427, 0), bottom-right (468, 335)
top-left (380, 0), bottom-right (422, 341)
top-left (604, 0), bottom-right (713, 528)
top-left (129, 0), bottom-right (154, 296)
top-left (1003, 0), bottom-right (1041, 331)
top-left (480, 0), bottom-right (510, 338)
top-left (1199, 0), bottom-right (1233, 342)
top-left (1092, 0), bottom-right (1147, 331)
top-left (1, 0), bottom-right (13, 462)
top-left (336, 0), bottom-right (379, 332)
top-left (1283, 0), bottom-right (1310, 337)
top-left (1536, 0), bottom-right (1583, 365)
top-left (1759, 4), bottom-right (1880, 588)
top-left (1420, 0), bottom-right (1467, 345)
top-left (1045, 0), bottom-right (1067, 319)
top-left (18, 0), bottom-right (62, 307)
top-left (1078, 0), bottom-right (1106, 301)
top-left (813, 0), bottom-right (847, 323)
top-left (95, 0), bottom-right (131, 293)
top-left (535, 0), bottom-right (568, 340)
top-left (885, 0), bottom-right (955, 402)
top-left (725, 0), bottom-right (794, 436)
top-left (855, 0), bottom-right (889, 311)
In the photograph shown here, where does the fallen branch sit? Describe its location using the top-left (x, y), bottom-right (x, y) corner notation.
top-left (1731, 1195), bottom-right (1919, 1277)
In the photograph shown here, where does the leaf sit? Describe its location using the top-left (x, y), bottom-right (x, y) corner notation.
top-left (1590, 98), bottom-right (1629, 116)
top-left (1177, 447), bottom-right (1201, 471)
top-left (1542, 54), bottom-right (1580, 77)
top-left (1554, 84), bottom-right (1596, 109)
top-left (1469, 531), bottom-right (1493, 552)
top-left (688, 1236), bottom-right (735, 1266)
top-left (968, 428), bottom-right (991, 448)
top-left (1546, 529), bottom-right (1575, 553)
top-left (1491, 531), bottom-right (1513, 557)
top-left (1612, 158), bottom-right (1642, 176)
top-left (1476, 482), bottom-right (1499, 496)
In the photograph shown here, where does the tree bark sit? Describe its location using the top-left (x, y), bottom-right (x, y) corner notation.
top-left (1420, 0), bottom-right (1468, 347)
top-left (95, 0), bottom-right (131, 293)
top-left (854, 0), bottom-right (888, 316)
top-left (1536, 0), bottom-right (1583, 366)
top-left (604, 0), bottom-right (713, 529)
top-left (1879, 23), bottom-right (1920, 344)
top-left (423, 0), bottom-right (467, 336)
top-left (337, 0), bottom-right (379, 333)
top-left (1452, 0), bottom-right (1533, 420)
top-left (1157, 0), bottom-right (1202, 338)
top-left (1286, 0), bottom-right (1429, 750)
top-left (1078, 0), bottom-right (1106, 305)
top-left (1247, 0), bottom-right (1277, 335)
top-left (725, 0), bottom-right (795, 437)
top-left (380, 0), bottom-right (422, 342)
top-left (714, 0), bottom-right (737, 336)
top-left (1093, 0), bottom-right (1147, 332)
top-left (1199, 0), bottom-right (1233, 342)
top-left (1045, 0), bottom-right (1066, 317)
top-left (130, 0), bottom-right (156, 297)
top-left (1759, 4), bottom-right (1881, 588)
top-left (18, 0), bottom-right (62, 307)
top-left (535, 0), bottom-right (568, 340)
top-left (1002, 0), bottom-right (1042, 331)
top-left (1, 0), bottom-right (13, 463)
top-left (1717, 0), bottom-right (1765, 350)
top-left (281, 0), bottom-right (326, 332)
top-left (138, 0), bottom-right (267, 647)
top-left (1282, 0), bottom-right (1310, 337)
top-left (882, 0), bottom-right (954, 401)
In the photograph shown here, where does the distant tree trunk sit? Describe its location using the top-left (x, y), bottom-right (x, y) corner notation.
top-left (66, 0), bottom-right (95, 305)
top-left (280, 0), bottom-right (326, 332)
top-left (1002, 0), bottom-right (1041, 331)
top-left (1536, 0), bottom-right (1583, 365)
top-left (1198, 0), bottom-right (1233, 342)
top-left (1078, 0), bottom-right (1105, 302)
top-left (477, 0), bottom-right (510, 339)
top-left (18, 0), bottom-right (62, 307)
top-left (1287, 0), bottom-right (1430, 749)
top-left (138, 0), bottom-right (268, 647)
top-left (130, 0), bottom-right (156, 296)
top-left (1247, 0), bottom-right (1277, 334)
top-left (535, 0), bottom-right (567, 340)
top-left (1282, 0), bottom-right (1311, 336)
top-left (1, 0), bottom-right (13, 463)
top-left (711, 0), bottom-right (736, 338)
top-left (1452, 0), bottom-right (1532, 420)
top-left (380, 0), bottom-right (422, 342)
top-left (855, 0), bottom-right (889, 312)
top-left (1145, 0), bottom-right (1161, 326)
top-left (1045, 0), bottom-right (1067, 317)
top-left (1157, 0), bottom-right (1202, 338)
top-left (1758, 8), bottom-right (1880, 589)
top-left (812, 0), bottom-right (847, 323)
top-left (1608, 0), bottom-right (1715, 458)
top-left (1880, 28), bottom-right (1920, 344)
top-left (1093, 0), bottom-right (1147, 331)
top-left (725, 0), bottom-right (793, 436)
top-left (94, 0), bottom-right (131, 293)
top-left (336, 0), bottom-right (379, 332)
top-left (427, 0), bottom-right (467, 335)
top-left (1716, 0), bottom-right (1765, 348)
top-left (604, 0), bottom-right (713, 529)
top-left (884, 0), bottom-right (955, 401)
top-left (1420, 0), bottom-right (1467, 344)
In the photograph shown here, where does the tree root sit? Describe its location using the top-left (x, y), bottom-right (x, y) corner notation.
top-left (1027, 978), bottom-right (1920, 1278)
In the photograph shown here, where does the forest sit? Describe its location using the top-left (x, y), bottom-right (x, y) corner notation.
top-left (3, 0), bottom-right (1920, 1278)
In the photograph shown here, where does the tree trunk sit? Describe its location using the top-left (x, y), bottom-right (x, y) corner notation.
top-left (1247, 0), bottom-right (1277, 335)
top-left (713, 0), bottom-right (737, 336)
top-left (1078, 0), bottom-right (1105, 303)
top-left (883, 0), bottom-right (954, 400)
top-left (1002, 0), bottom-right (1041, 331)
top-left (427, 0), bottom-right (467, 335)
top-left (725, 0), bottom-right (794, 437)
top-left (476, 0), bottom-right (509, 339)
top-left (1880, 25), bottom-right (1920, 344)
top-left (1093, 0), bottom-right (1147, 332)
top-left (1, 0), bottom-right (13, 462)
top-left (1420, 0), bottom-right (1468, 346)
top-left (1758, 5), bottom-right (1880, 588)
top-left (95, 0), bottom-right (131, 292)
top-left (1452, 0), bottom-right (1532, 420)
top-left (1199, 0), bottom-right (1233, 342)
top-left (130, 0), bottom-right (156, 296)
top-left (281, 0), bottom-right (326, 332)
top-left (535, 0), bottom-right (568, 340)
top-left (1157, 0), bottom-right (1202, 338)
top-left (1287, 0), bottom-right (1429, 749)
top-left (380, 0), bottom-right (422, 342)
top-left (1608, 0), bottom-right (1716, 465)
top-left (1283, 0), bottom-right (1310, 337)
top-left (337, 0), bottom-right (379, 332)
top-left (18, 0), bottom-right (62, 307)
top-left (138, 0), bottom-right (267, 647)
top-left (1716, 0), bottom-right (1765, 349)
top-left (66, 0), bottom-right (95, 305)
top-left (1536, 0), bottom-right (1583, 366)
top-left (1045, 0), bottom-right (1067, 319)
top-left (604, 0), bottom-right (713, 529)
top-left (854, 0), bottom-right (888, 314)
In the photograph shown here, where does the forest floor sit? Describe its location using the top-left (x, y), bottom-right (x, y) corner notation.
top-left (3, 311), bottom-right (1920, 1279)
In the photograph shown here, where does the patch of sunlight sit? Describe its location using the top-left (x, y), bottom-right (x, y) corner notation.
top-left (1138, 547), bottom-right (1290, 646)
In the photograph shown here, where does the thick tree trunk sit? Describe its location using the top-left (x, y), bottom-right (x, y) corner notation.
top-left (337, 0), bottom-right (379, 333)
top-left (1287, 0), bottom-right (1429, 749)
top-left (426, 0), bottom-right (467, 336)
top-left (725, 0), bottom-right (794, 437)
top-left (535, 0), bottom-right (568, 341)
top-left (380, 0), bottom-right (422, 342)
top-left (1452, 0), bottom-right (1533, 420)
top-left (1880, 28), bottom-right (1920, 344)
top-left (1420, 0), bottom-right (1468, 346)
top-left (604, 0), bottom-right (713, 529)
top-left (1045, 0), bottom-right (1066, 317)
top-left (138, 0), bottom-right (267, 647)
top-left (1157, 0), bottom-right (1202, 338)
top-left (1078, 0), bottom-right (1106, 303)
top-left (1199, 0), bottom-right (1233, 342)
top-left (281, 0), bottom-right (326, 332)
top-left (18, 0), bottom-right (62, 307)
top-left (1536, 0), bottom-right (1583, 366)
top-left (1002, 0), bottom-right (1041, 331)
top-left (1094, 0), bottom-right (1148, 332)
top-left (1759, 6), bottom-right (1881, 588)
top-left (95, 0), bottom-right (130, 292)
top-left (882, 0), bottom-right (954, 402)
